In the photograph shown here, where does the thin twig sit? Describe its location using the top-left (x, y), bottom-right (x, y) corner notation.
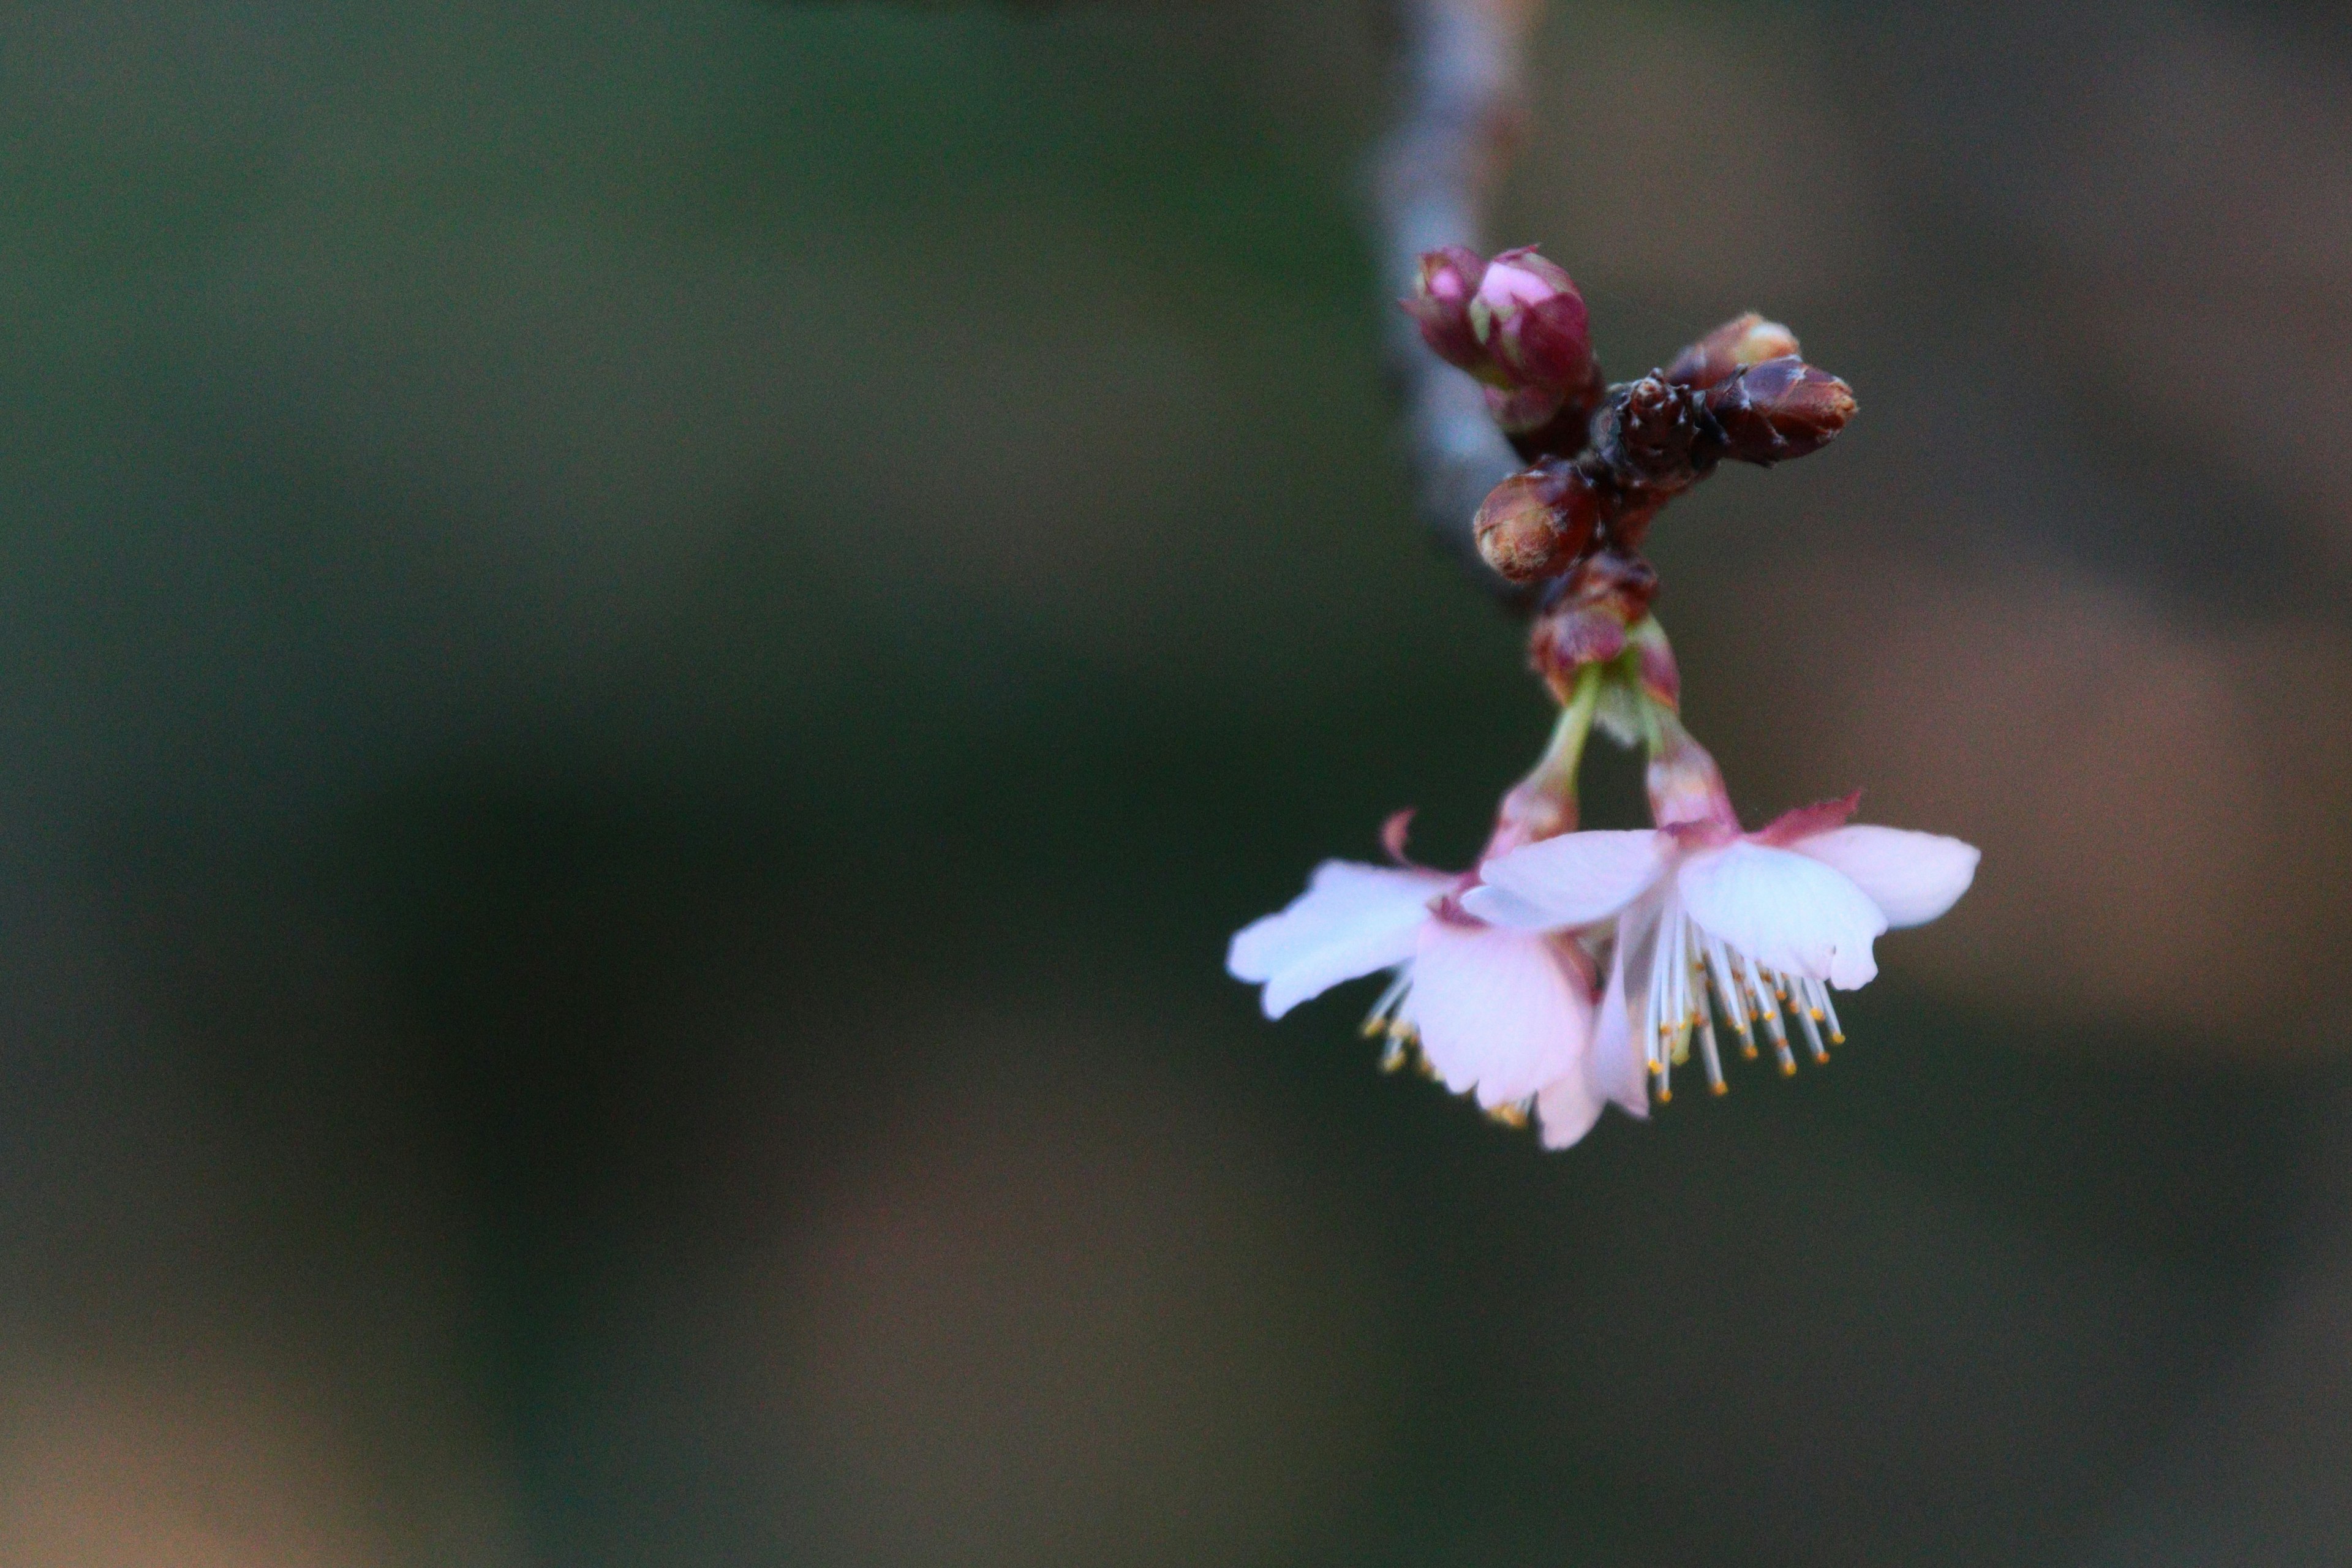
top-left (1371, 0), bottom-right (1543, 600)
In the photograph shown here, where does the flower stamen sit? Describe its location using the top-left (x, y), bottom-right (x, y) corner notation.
top-left (1638, 913), bottom-right (1858, 1096)
top-left (1697, 1013), bottom-right (1727, 1095)
top-left (1793, 998), bottom-right (1828, 1063)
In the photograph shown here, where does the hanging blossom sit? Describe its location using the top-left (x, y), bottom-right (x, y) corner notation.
top-left (1465, 720), bottom-right (1977, 1102)
top-left (1230, 246), bottom-right (1977, 1148)
top-left (1228, 684), bottom-right (1646, 1148)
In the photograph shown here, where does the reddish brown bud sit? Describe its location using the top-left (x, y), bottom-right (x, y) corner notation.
top-left (1472, 461), bottom-right (1600, 582)
top-left (1528, 550), bottom-right (1659, 685)
top-left (1532, 608), bottom-right (1626, 673)
top-left (1564, 548), bottom-right (1660, 624)
top-left (1401, 246), bottom-right (1494, 379)
top-left (1663, 313), bottom-right (1801, 390)
top-left (1600, 373), bottom-right (1716, 480)
top-left (1705, 355), bottom-right (1855, 464)
top-left (1469, 247), bottom-right (1594, 393)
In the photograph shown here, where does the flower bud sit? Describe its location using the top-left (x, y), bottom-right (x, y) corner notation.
top-left (1704, 355), bottom-right (1856, 465)
top-left (1664, 313), bottom-right (1801, 390)
top-left (1527, 551), bottom-right (1659, 683)
top-left (1469, 247), bottom-right (1593, 393)
top-left (1472, 461), bottom-right (1599, 582)
top-left (1600, 372), bottom-right (1714, 480)
top-left (1401, 246), bottom-right (1493, 379)
top-left (1566, 549), bottom-right (1660, 626)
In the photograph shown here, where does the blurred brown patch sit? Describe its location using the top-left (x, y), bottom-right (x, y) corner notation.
top-left (1509, 3), bottom-right (1880, 306)
top-left (1721, 549), bottom-right (2352, 1047)
top-left (0, 1358), bottom-right (372, 1568)
top-left (750, 1011), bottom-right (1385, 1564)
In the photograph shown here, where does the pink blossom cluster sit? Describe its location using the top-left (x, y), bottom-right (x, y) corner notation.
top-left (1227, 247), bottom-right (1977, 1148)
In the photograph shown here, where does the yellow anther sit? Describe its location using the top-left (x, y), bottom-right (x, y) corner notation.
top-left (1488, 1102), bottom-right (1529, 1129)
top-left (1709, 1080), bottom-right (1728, 1097)
top-left (1778, 1059), bottom-right (1798, 1077)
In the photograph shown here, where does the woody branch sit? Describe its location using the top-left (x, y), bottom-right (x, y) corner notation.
top-left (1371, 0), bottom-right (1543, 598)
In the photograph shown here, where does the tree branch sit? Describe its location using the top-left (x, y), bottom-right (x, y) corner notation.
top-left (1371, 0), bottom-right (1544, 600)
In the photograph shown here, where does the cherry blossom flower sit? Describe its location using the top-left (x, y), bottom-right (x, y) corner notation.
top-left (1463, 794), bottom-right (1977, 1100)
top-left (1232, 243), bottom-right (1945, 1140)
top-left (1226, 847), bottom-right (1635, 1147)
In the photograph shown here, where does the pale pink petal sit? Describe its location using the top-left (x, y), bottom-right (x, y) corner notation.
top-left (1537, 925), bottom-right (1645, 1148)
top-left (1450, 882), bottom-right (1558, 932)
top-left (1467, 829), bottom-right (1672, 930)
top-left (1675, 840), bottom-right (1888, 990)
top-left (1227, 862), bottom-right (1449, 1019)
top-left (1791, 826), bottom-right (1981, 929)
top-left (1535, 1071), bottom-right (1604, 1149)
top-left (1586, 923), bottom-right (1651, 1118)
top-left (1403, 926), bottom-right (1591, 1109)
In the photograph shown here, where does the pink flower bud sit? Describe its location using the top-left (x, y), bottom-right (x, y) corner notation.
top-left (1473, 461), bottom-right (1599, 582)
top-left (1664, 313), bottom-right (1802, 390)
top-left (1401, 246), bottom-right (1493, 378)
top-left (1704, 355), bottom-right (1856, 465)
top-left (1470, 248), bottom-right (1594, 393)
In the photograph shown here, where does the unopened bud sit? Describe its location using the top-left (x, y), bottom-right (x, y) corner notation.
top-left (1705, 356), bottom-right (1855, 465)
top-left (1469, 247), bottom-right (1593, 393)
top-left (1601, 373), bottom-right (1714, 480)
top-left (1527, 551), bottom-right (1659, 682)
top-left (1473, 461), bottom-right (1599, 582)
top-left (1564, 549), bottom-right (1660, 625)
top-left (1401, 246), bottom-right (1493, 379)
top-left (1664, 313), bottom-right (1801, 390)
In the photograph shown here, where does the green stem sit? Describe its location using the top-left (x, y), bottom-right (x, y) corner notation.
top-left (1619, 613), bottom-right (1673, 756)
top-left (1540, 661), bottom-right (1605, 790)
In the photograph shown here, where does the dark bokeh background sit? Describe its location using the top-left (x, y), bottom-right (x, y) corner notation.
top-left (5, 1), bottom-right (2352, 1562)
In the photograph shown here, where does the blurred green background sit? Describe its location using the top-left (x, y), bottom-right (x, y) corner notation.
top-left (4, 1), bottom-right (2352, 1563)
